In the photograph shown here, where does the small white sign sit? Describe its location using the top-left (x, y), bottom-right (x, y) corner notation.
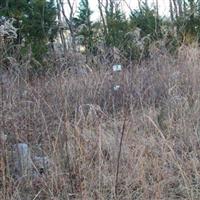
top-left (112, 64), bottom-right (122, 72)
top-left (113, 85), bottom-right (120, 91)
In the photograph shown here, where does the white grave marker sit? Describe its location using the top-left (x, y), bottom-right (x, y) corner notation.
top-left (13, 143), bottom-right (32, 177)
top-left (113, 85), bottom-right (120, 91)
top-left (112, 64), bottom-right (122, 72)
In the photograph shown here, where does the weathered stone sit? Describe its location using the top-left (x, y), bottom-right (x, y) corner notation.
top-left (13, 143), bottom-right (32, 177)
top-left (32, 156), bottom-right (52, 175)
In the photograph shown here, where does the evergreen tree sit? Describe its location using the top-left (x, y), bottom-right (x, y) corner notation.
top-left (74, 0), bottom-right (93, 52)
top-left (0, 0), bottom-right (28, 44)
top-left (178, 0), bottom-right (200, 43)
top-left (0, 0), bottom-right (58, 62)
top-left (106, 9), bottom-right (129, 47)
top-left (22, 0), bottom-right (57, 60)
top-left (130, 2), bottom-right (162, 40)
top-left (169, 0), bottom-right (200, 44)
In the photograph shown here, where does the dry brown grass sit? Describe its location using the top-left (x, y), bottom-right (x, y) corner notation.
top-left (0, 45), bottom-right (200, 200)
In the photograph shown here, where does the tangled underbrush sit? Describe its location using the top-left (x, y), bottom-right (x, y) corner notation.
top-left (0, 45), bottom-right (200, 199)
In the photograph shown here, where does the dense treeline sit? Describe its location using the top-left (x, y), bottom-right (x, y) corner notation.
top-left (1, 0), bottom-right (200, 70)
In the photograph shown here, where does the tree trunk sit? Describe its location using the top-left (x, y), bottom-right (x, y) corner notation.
top-left (169, 0), bottom-right (174, 22)
top-left (177, 0), bottom-right (183, 17)
top-left (59, 0), bottom-right (76, 52)
top-left (98, 0), bottom-right (108, 41)
top-left (56, 0), bottom-right (67, 54)
top-left (172, 0), bottom-right (178, 20)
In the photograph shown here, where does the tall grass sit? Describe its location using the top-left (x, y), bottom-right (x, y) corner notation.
top-left (0, 45), bottom-right (200, 199)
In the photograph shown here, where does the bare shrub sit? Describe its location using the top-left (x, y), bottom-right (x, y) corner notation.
top-left (1, 45), bottom-right (200, 199)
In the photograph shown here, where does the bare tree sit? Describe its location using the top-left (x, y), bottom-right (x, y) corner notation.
top-left (97, 0), bottom-right (122, 43)
top-left (97, 0), bottom-right (108, 39)
top-left (58, 0), bottom-right (77, 52)
top-left (56, 0), bottom-right (67, 54)
top-left (172, 0), bottom-right (178, 20)
top-left (169, 0), bottom-right (186, 21)
top-left (177, 0), bottom-right (183, 17)
top-left (169, 0), bottom-right (174, 22)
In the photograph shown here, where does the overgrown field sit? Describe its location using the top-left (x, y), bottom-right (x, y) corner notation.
top-left (1, 45), bottom-right (200, 200)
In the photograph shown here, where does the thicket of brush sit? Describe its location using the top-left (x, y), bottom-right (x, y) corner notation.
top-left (0, 43), bottom-right (200, 200)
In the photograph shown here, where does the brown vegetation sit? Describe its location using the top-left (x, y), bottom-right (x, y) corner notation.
top-left (0, 45), bottom-right (200, 199)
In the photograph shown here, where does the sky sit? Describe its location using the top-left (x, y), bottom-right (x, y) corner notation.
top-left (89, 0), bottom-right (169, 20)
top-left (64, 0), bottom-right (169, 20)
